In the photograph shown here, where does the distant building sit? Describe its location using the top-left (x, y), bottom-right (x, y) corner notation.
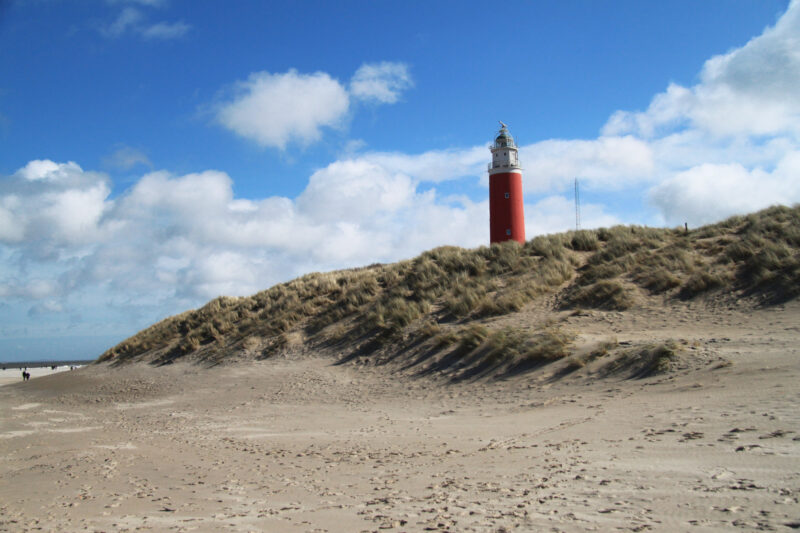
top-left (488, 123), bottom-right (526, 244)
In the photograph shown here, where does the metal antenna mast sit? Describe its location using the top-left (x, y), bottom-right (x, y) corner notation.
top-left (574, 178), bottom-right (581, 231)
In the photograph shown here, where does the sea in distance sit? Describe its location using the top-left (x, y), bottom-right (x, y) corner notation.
top-left (0, 335), bottom-right (122, 364)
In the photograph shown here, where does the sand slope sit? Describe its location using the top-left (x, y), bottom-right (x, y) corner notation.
top-left (1, 300), bottom-right (799, 532)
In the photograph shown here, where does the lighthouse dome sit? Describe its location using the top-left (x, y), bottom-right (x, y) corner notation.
top-left (493, 125), bottom-right (516, 149)
top-left (489, 123), bottom-right (521, 173)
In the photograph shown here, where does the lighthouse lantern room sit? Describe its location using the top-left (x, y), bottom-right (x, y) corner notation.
top-left (488, 122), bottom-right (526, 244)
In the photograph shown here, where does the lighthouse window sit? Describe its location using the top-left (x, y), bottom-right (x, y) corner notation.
top-left (504, 192), bottom-right (510, 199)
top-left (506, 229), bottom-right (511, 236)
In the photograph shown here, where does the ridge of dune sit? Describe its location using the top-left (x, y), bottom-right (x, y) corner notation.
top-left (99, 204), bottom-right (800, 384)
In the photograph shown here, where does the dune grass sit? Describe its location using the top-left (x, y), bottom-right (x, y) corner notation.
top-left (600, 341), bottom-right (682, 378)
top-left (99, 205), bottom-right (800, 378)
top-left (425, 324), bottom-right (573, 379)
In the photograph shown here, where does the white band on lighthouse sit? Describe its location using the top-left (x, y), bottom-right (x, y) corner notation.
top-left (488, 168), bottom-right (523, 176)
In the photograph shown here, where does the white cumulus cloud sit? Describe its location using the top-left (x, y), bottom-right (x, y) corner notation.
top-left (0, 155), bottom-right (488, 329)
top-left (297, 160), bottom-right (416, 223)
top-left (519, 136), bottom-right (655, 193)
top-left (359, 146), bottom-right (486, 184)
top-left (1, 161), bottom-right (112, 248)
top-left (16, 159), bottom-right (81, 182)
top-left (650, 152), bottom-right (800, 226)
top-left (215, 63), bottom-right (414, 149)
top-left (604, 1), bottom-right (800, 140)
top-left (2, 147), bottom-right (621, 339)
top-left (595, 1), bottom-right (800, 225)
top-left (525, 195), bottom-right (620, 237)
top-left (350, 62), bottom-right (413, 104)
top-left (216, 70), bottom-right (350, 149)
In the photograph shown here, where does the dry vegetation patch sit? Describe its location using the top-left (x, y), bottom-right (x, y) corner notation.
top-left (599, 341), bottom-right (682, 379)
top-left (421, 324), bottom-right (574, 380)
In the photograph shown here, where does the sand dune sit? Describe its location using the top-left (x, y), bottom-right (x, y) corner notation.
top-left (1, 299), bottom-right (798, 532)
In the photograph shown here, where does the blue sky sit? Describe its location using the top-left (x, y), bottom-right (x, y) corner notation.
top-left (1, 0), bottom-right (798, 361)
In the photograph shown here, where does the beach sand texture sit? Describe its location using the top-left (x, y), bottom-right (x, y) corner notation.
top-left (1, 299), bottom-right (799, 532)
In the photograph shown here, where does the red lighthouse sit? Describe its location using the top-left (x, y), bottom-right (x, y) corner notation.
top-left (489, 122), bottom-right (526, 244)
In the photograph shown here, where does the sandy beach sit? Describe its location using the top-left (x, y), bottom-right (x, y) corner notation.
top-left (1, 299), bottom-right (799, 532)
top-left (0, 366), bottom-right (82, 388)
